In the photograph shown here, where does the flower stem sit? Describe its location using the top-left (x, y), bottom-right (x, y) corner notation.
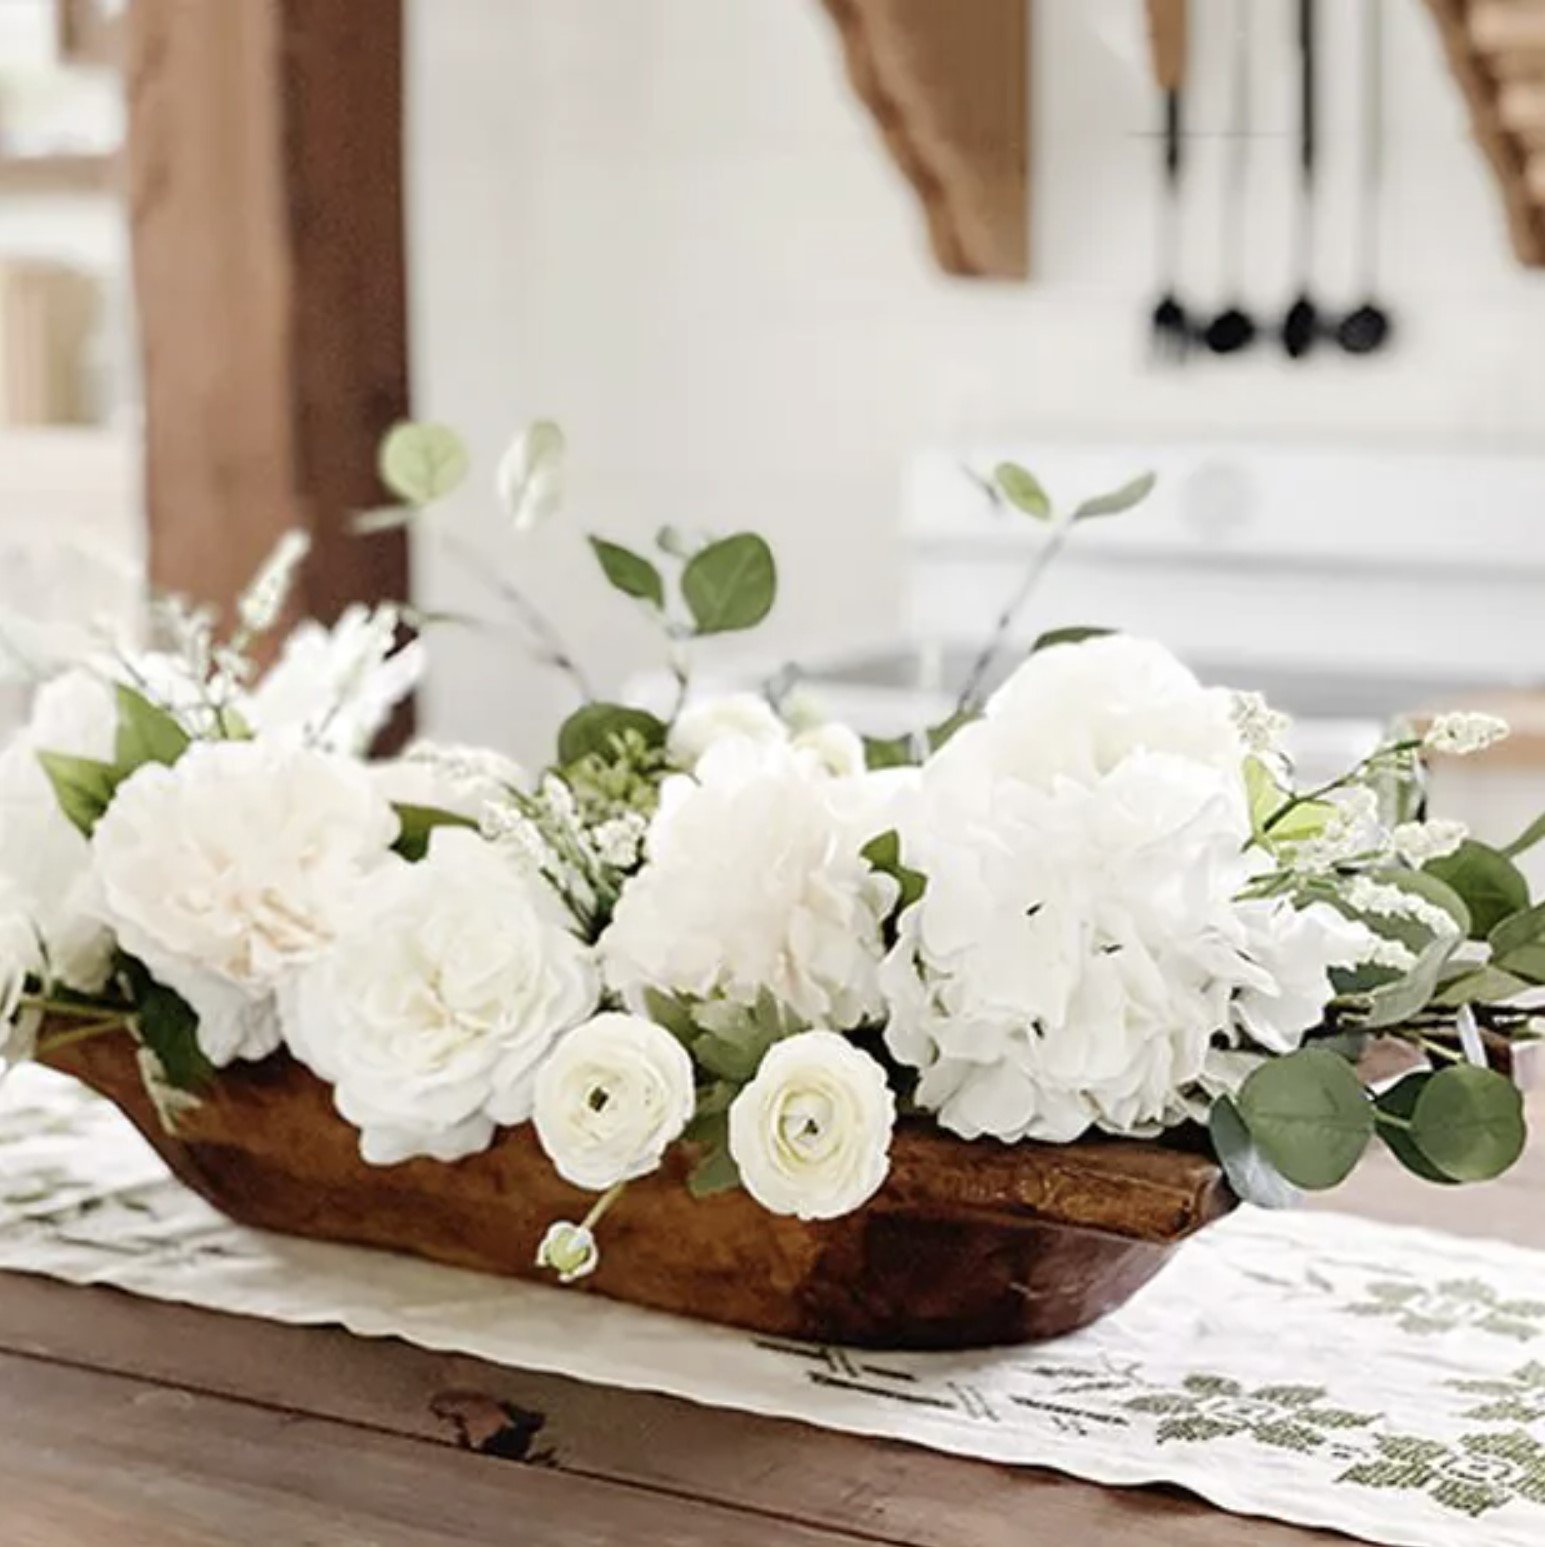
top-left (580, 1181), bottom-right (628, 1233)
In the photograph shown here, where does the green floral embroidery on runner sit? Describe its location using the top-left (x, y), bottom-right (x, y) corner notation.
top-left (1338, 1431), bottom-right (1545, 1520)
top-left (1448, 1363), bottom-right (1545, 1425)
top-left (1343, 1279), bottom-right (1545, 1341)
top-left (1122, 1374), bottom-right (1376, 1453)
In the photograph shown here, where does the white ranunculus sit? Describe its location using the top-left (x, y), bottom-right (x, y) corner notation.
top-left (284, 827), bottom-right (598, 1165)
top-left (936, 635), bottom-right (1243, 792)
top-left (728, 1031), bottom-right (895, 1220)
top-left (1228, 898), bottom-right (1374, 1053)
top-left (92, 740), bottom-right (400, 1067)
top-left (600, 739), bottom-right (897, 1028)
top-left (532, 1012), bottom-right (695, 1190)
top-left (0, 667), bottom-right (117, 993)
top-left (667, 693), bottom-right (788, 770)
top-left (882, 751), bottom-right (1262, 1143)
top-left (244, 604), bottom-right (423, 755)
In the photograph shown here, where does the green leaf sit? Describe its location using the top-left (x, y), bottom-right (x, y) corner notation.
top-left (114, 684), bottom-right (190, 772)
top-left (1359, 934), bottom-right (1461, 1030)
top-left (1501, 810), bottom-right (1545, 860)
top-left (642, 988), bottom-right (698, 1046)
top-left (863, 733), bottom-right (914, 770)
top-left (1209, 1096), bottom-right (1301, 1209)
top-left (685, 1106), bottom-right (742, 1198)
top-left (993, 462), bottom-right (1052, 520)
top-left (36, 750), bottom-right (122, 838)
top-left (377, 421), bottom-right (470, 507)
top-left (1487, 899), bottom-right (1545, 975)
top-left (1031, 625), bottom-right (1114, 655)
top-left (122, 957), bottom-right (213, 1094)
top-left (1237, 1048), bottom-right (1375, 1191)
top-left (392, 803), bottom-right (478, 863)
top-left (556, 703), bottom-right (668, 766)
top-left (1425, 840), bottom-right (1529, 940)
top-left (588, 536), bottom-right (665, 610)
top-left (1410, 1064), bottom-right (1527, 1183)
top-left (861, 828), bottom-right (927, 911)
top-left (1433, 964), bottom-right (1535, 1008)
top-left (1072, 471), bottom-right (1156, 521)
top-left (1373, 1073), bottom-right (1458, 1185)
top-left (680, 534), bottom-right (777, 635)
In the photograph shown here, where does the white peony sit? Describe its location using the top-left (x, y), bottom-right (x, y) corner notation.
top-left (284, 826), bottom-right (598, 1165)
top-left (244, 604), bottom-right (423, 755)
top-left (92, 740), bottom-right (400, 1066)
top-left (0, 667), bottom-right (118, 993)
top-left (533, 1012), bottom-right (695, 1190)
top-left (882, 751), bottom-right (1264, 1143)
top-left (601, 739), bottom-right (897, 1028)
top-left (1228, 898), bottom-right (1373, 1053)
top-left (728, 1031), bottom-right (895, 1220)
top-left (936, 635), bottom-right (1243, 792)
top-left (667, 693), bottom-right (787, 770)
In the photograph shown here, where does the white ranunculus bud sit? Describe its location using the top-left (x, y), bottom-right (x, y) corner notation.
top-left (666, 693), bottom-right (788, 771)
top-left (497, 420), bottom-right (565, 534)
top-left (533, 1012), bottom-right (696, 1191)
top-left (535, 1220), bottom-right (599, 1284)
top-left (728, 1031), bottom-right (895, 1221)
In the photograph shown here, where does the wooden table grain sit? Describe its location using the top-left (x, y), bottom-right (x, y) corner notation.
top-left (0, 1093), bottom-right (1538, 1545)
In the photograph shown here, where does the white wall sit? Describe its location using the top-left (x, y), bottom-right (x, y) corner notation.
top-left (408, 0), bottom-right (1545, 760)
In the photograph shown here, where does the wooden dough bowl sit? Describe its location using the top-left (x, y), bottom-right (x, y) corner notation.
top-left (41, 1035), bottom-right (1235, 1350)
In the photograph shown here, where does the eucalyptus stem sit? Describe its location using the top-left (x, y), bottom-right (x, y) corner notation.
top-left (954, 516), bottom-right (1074, 716)
top-left (1262, 738), bottom-right (1423, 836)
top-left (36, 1017), bottom-right (129, 1054)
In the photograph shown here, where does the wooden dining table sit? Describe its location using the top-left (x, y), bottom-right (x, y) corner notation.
top-left (0, 1087), bottom-right (1539, 1547)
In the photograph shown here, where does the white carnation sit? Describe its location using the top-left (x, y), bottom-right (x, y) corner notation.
top-left (601, 740), bottom-right (897, 1027)
top-left (667, 693), bottom-right (787, 770)
top-left (533, 1012), bottom-right (695, 1190)
top-left (935, 635), bottom-right (1243, 792)
top-left (728, 1031), bottom-right (894, 1220)
top-left (0, 667), bottom-right (117, 993)
top-left (285, 827), bottom-right (598, 1165)
top-left (92, 741), bottom-right (399, 1066)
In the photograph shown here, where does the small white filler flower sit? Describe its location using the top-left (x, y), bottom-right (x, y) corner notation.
top-left (1390, 819), bottom-right (1468, 867)
top-left (728, 1031), bottom-right (895, 1220)
top-left (1423, 712), bottom-right (1509, 757)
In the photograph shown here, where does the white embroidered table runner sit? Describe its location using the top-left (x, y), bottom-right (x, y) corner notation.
top-left (1, 1066), bottom-right (1542, 1547)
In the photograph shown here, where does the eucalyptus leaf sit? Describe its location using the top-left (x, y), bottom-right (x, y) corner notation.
top-left (681, 534), bottom-right (776, 635)
top-left (993, 462), bottom-right (1052, 520)
top-left (1072, 471), bottom-right (1157, 521)
top-left (642, 988), bottom-right (698, 1046)
top-left (1237, 1047), bottom-right (1375, 1191)
top-left (36, 750), bottom-right (121, 838)
top-left (1359, 934), bottom-right (1461, 1030)
top-left (1373, 1072), bottom-right (1458, 1186)
top-left (377, 421), bottom-right (470, 507)
top-left (1031, 625), bottom-right (1114, 654)
top-left (556, 703), bottom-right (667, 766)
top-left (1501, 809), bottom-right (1545, 860)
top-left (392, 803), bottom-right (478, 863)
top-left (1433, 964), bottom-right (1535, 1008)
top-left (588, 536), bottom-right (664, 610)
top-left (1487, 899), bottom-right (1545, 970)
top-left (861, 828), bottom-right (927, 912)
top-left (1410, 1064), bottom-right (1526, 1183)
top-left (862, 733), bottom-right (915, 771)
top-left (122, 957), bottom-right (213, 1095)
top-left (684, 1106), bottom-right (742, 1199)
top-left (1425, 840), bottom-right (1529, 940)
top-left (1208, 1096), bottom-right (1301, 1209)
top-left (114, 684), bottom-right (190, 771)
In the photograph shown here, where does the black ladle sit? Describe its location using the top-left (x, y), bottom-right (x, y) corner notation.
top-left (1281, 0), bottom-right (1320, 360)
top-left (1204, 0), bottom-right (1255, 354)
top-left (1337, 0), bottom-right (1394, 355)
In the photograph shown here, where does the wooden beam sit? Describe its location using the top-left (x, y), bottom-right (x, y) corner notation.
top-left (125, 0), bottom-right (411, 646)
top-left (1144, 0), bottom-right (1188, 92)
top-left (820, 0), bottom-right (1029, 279)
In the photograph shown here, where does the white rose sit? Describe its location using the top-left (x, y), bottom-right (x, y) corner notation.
top-left (935, 635), bottom-right (1242, 792)
top-left (92, 740), bottom-right (399, 1066)
top-left (285, 826), bottom-right (598, 1165)
top-left (601, 739), bottom-right (897, 1028)
top-left (533, 1012), bottom-right (695, 1190)
top-left (0, 667), bottom-right (117, 993)
top-left (728, 1031), bottom-right (895, 1220)
top-left (667, 693), bottom-right (788, 770)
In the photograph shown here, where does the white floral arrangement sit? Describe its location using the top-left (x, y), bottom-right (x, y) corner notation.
top-left (0, 424), bottom-right (1537, 1285)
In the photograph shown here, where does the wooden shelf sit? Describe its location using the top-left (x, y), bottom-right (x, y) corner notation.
top-left (0, 153), bottom-right (117, 195)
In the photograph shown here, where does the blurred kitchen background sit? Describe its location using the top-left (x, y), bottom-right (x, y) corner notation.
top-left (3, 0), bottom-right (1545, 867)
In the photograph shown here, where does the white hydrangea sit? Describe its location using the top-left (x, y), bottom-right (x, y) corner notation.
top-left (600, 739), bottom-right (898, 1028)
top-left (284, 827), bottom-right (598, 1165)
top-left (91, 740), bottom-right (400, 1066)
top-left (934, 635), bottom-right (1244, 792)
top-left (0, 667), bottom-right (118, 994)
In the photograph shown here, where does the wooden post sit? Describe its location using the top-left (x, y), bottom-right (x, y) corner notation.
top-left (125, 0), bottom-right (412, 636)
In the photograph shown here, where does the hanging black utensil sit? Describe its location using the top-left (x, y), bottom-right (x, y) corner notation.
top-left (1337, 0), bottom-right (1394, 355)
top-left (1205, 0), bottom-right (1256, 355)
top-left (1281, 0), bottom-right (1320, 359)
top-left (1148, 0), bottom-right (1191, 365)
